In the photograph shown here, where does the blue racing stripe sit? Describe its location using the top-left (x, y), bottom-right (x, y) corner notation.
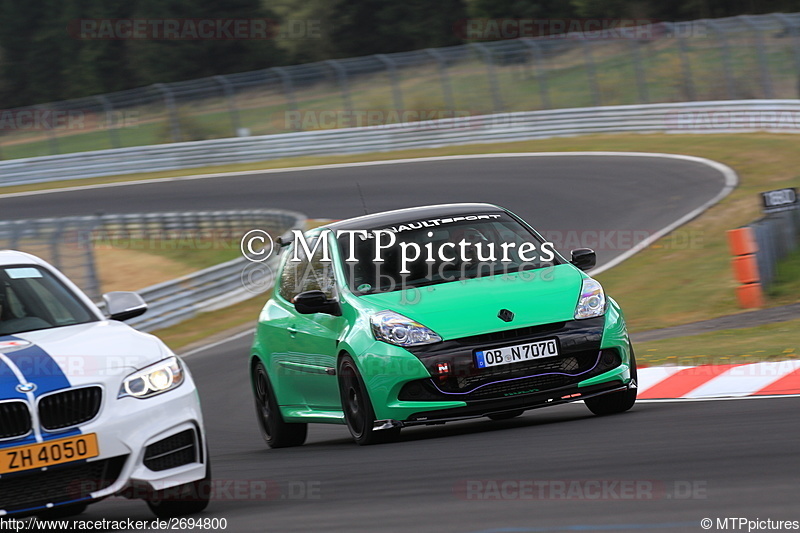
top-left (0, 334), bottom-right (81, 441)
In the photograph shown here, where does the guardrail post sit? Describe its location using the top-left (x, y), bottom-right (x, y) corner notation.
top-left (425, 48), bottom-right (456, 114)
top-left (376, 54), bottom-right (404, 112)
top-left (738, 15), bottom-right (774, 99)
top-left (153, 83), bottom-right (182, 142)
top-left (705, 20), bottom-right (737, 99)
top-left (727, 227), bottom-right (764, 308)
top-left (325, 59), bottom-right (353, 115)
top-left (521, 38), bottom-right (551, 109)
top-left (580, 39), bottom-right (601, 107)
top-left (214, 75), bottom-right (242, 136)
top-left (471, 43), bottom-right (504, 113)
top-left (95, 95), bottom-right (121, 149)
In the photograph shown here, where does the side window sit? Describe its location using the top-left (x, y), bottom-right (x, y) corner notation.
top-left (277, 241), bottom-right (337, 302)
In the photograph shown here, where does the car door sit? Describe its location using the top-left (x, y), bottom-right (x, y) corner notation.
top-left (277, 240), bottom-right (344, 411)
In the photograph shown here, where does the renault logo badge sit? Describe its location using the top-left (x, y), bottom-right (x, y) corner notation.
top-left (498, 309), bottom-right (514, 322)
top-left (16, 382), bottom-right (36, 393)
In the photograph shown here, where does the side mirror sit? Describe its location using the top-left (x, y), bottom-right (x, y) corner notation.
top-left (103, 291), bottom-right (147, 321)
top-left (570, 248), bottom-right (596, 271)
top-left (294, 290), bottom-right (341, 316)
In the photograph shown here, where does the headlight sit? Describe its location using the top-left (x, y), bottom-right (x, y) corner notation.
top-left (119, 357), bottom-right (185, 399)
top-left (574, 278), bottom-right (606, 319)
top-left (370, 310), bottom-right (442, 347)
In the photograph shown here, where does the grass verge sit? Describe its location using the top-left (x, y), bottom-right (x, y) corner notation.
top-left (635, 318), bottom-right (800, 367)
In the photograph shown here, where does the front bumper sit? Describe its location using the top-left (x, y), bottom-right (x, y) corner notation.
top-left (357, 305), bottom-right (632, 423)
top-left (0, 370), bottom-right (206, 516)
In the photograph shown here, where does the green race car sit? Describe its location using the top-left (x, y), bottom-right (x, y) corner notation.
top-left (249, 203), bottom-right (637, 446)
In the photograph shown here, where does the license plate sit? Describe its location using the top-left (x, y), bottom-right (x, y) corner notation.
top-left (0, 434), bottom-right (99, 475)
top-left (475, 339), bottom-right (559, 368)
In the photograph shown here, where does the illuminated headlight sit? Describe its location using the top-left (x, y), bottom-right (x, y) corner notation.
top-left (371, 310), bottom-right (442, 347)
top-left (574, 278), bottom-right (606, 319)
top-left (119, 357), bottom-right (184, 399)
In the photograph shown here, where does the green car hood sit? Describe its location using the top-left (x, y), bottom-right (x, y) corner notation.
top-left (357, 264), bottom-right (585, 340)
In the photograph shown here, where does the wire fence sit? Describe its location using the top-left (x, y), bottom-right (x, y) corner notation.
top-left (2, 13), bottom-right (800, 161)
top-left (0, 209), bottom-right (304, 302)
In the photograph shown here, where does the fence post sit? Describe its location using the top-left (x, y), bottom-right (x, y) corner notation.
top-left (325, 59), bottom-right (353, 115)
top-left (580, 39), bottom-right (601, 107)
top-left (738, 15), bottom-right (774, 99)
top-left (773, 13), bottom-right (800, 97)
top-left (704, 20), bottom-right (737, 99)
top-left (727, 227), bottom-right (764, 308)
top-left (521, 38), bottom-right (551, 109)
top-left (375, 54), bottom-right (404, 111)
top-left (214, 75), bottom-right (242, 136)
top-left (95, 95), bottom-right (121, 149)
top-left (667, 22), bottom-right (697, 101)
top-left (271, 67), bottom-right (298, 114)
top-left (153, 83), bottom-right (182, 142)
top-left (471, 43), bottom-right (504, 113)
top-left (425, 48), bottom-right (456, 115)
top-left (37, 105), bottom-right (60, 155)
top-left (627, 37), bottom-right (649, 104)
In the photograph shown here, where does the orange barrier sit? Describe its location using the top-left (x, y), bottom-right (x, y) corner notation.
top-left (727, 227), bottom-right (763, 308)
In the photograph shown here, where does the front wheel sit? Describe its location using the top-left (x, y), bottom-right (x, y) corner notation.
top-left (252, 361), bottom-right (307, 448)
top-left (585, 346), bottom-right (637, 416)
top-left (338, 354), bottom-right (400, 445)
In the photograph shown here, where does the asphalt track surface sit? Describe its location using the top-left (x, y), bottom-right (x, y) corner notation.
top-left (11, 155), bottom-right (796, 531)
top-left (1, 154), bottom-right (728, 268)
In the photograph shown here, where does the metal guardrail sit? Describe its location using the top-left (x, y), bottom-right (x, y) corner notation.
top-left (2, 99), bottom-right (800, 187)
top-left (750, 208), bottom-right (800, 286)
top-left (0, 210), bottom-right (305, 312)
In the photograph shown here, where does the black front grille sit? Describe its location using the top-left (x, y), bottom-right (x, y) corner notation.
top-left (0, 455), bottom-right (127, 514)
top-left (39, 387), bottom-right (102, 431)
top-left (0, 401), bottom-right (32, 439)
top-left (144, 429), bottom-right (197, 472)
top-left (399, 349), bottom-right (622, 402)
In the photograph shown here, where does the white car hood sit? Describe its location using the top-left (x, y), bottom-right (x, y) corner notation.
top-left (0, 321), bottom-right (172, 393)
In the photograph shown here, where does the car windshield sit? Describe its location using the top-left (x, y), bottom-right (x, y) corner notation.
top-left (0, 265), bottom-right (96, 335)
top-left (336, 212), bottom-right (561, 294)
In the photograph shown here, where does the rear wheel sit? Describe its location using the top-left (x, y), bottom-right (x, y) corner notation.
top-left (252, 361), bottom-right (307, 448)
top-left (585, 346), bottom-right (638, 416)
top-left (487, 410), bottom-right (524, 421)
top-left (338, 354), bottom-right (400, 445)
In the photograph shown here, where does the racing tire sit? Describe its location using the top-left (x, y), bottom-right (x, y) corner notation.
top-left (146, 459), bottom-right (211, 518)
top-left (338, 354), bottom-right (400, 446)
top-left (487, 410), bottom-right (525, 421)
top-left (252, 361), bottom-right (307, 448)
top-left (584, 346), bottom-right (638, 416)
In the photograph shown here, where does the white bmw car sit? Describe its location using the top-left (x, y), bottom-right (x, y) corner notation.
top-left (0, 250), bottom-right (209, 518)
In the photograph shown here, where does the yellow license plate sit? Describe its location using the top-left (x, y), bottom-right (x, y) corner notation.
top-left (0, 434), bottom-right (99, 474)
